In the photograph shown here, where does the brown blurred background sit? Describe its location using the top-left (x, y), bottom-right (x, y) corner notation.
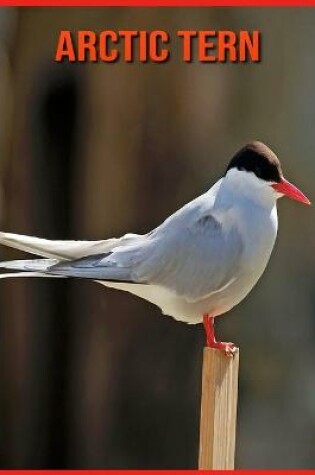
top-left (0, 6), bottom-right (314, 469)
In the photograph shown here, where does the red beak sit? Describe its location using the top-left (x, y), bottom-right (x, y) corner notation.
top-left (272, 178), bottom-right (311, 205)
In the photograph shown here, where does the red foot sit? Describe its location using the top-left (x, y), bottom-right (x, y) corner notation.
top-left (203, 314), bottom-right (237, 357)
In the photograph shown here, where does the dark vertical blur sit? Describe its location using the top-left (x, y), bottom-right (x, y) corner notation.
top-left (30, 70), bottom-right (79, 465)
top-left (0, 6), bottom-right (314, 469)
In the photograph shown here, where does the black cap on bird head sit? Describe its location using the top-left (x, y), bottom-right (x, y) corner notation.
top-left (226, 141), bottom-right (282, 183)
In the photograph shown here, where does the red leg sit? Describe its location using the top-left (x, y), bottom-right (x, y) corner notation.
top-left (202, 314), bottom-right (237, 356)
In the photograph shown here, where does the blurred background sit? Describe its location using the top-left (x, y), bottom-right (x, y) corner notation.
top-left (0, 6), bottom-right (314, 469)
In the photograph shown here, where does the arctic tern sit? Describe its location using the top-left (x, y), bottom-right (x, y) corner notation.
top-left (0, 141), bottom-right (310, 354)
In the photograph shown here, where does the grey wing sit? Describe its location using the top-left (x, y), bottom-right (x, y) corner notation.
top-left (47, 211), bottom-right (244, 303)
top-left (47, 237), bottom-right (149, 282)
top-left (133, 212), bottom-right (244, 301)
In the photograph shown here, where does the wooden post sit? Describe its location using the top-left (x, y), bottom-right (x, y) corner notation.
top-left (198, 347), bottom-right (239, 470)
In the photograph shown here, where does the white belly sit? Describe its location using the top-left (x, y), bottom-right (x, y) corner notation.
top-left (98, 258), bottom-right (271, 324)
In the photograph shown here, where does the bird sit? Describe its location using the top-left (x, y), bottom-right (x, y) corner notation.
top-left (0, 141), bottom-right (310, 355)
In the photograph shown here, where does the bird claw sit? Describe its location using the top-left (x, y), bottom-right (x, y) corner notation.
top-left (203, 315), bottom-right (238, 357)
top-left (207, 340), bottom-right (238, 357)
top-left (221, 342), bottom-right (238, 357)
